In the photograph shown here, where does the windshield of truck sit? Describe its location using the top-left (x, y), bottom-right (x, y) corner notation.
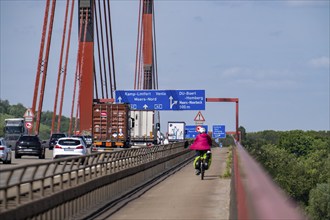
top-left (5, 126), bottom-right (23, 134)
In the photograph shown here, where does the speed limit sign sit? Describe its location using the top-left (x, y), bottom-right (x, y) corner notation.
top-left (196, 125), bottom-right (202, 132)
top-left (25, 122), bottom-right (32, 129)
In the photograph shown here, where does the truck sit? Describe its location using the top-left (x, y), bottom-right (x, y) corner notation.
top-left (3, 118), bottom-right (26, 147)
top-left (130, 110), bottom-right (161, 146)
top-left (91, 100), bottom-right (132, 152)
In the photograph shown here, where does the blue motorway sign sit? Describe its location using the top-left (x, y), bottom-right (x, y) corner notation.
top-left (115, 90), bottom-right (205, 111)
top-left (185, 125), bottom-right (208, 139)
top-left (212, 125), bottom-right (226, 138)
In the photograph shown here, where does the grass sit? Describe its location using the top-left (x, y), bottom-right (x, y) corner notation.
top-left (222, 146), bottom-right (232, 178)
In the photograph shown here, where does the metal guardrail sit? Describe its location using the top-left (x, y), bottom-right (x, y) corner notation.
top-left (0, 141), bottom-right (193, 219)
top-left (230, 140), bottom-right (307, 220)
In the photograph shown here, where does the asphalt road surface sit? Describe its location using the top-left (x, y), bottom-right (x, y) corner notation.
top-left (0, 148), bottom-right (54, 169)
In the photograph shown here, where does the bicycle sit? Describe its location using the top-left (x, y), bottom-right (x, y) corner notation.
top-left (195, 150), bottom-right (211, 180)
top-left (200, 157), bottom-right (206, 180)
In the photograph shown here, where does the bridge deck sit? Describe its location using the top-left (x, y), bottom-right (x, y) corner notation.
top-left (108, 147), bottom-right (231, 220)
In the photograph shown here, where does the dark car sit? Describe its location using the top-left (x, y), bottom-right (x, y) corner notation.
top-left (15, 135), bottom-right (45, 159)
top-left (49, 133), bottom-right (66, 150)
top-left (83, 135), bottom-right (92, 147)
top-left (71, 135), bottom-right (88, 147)
top-left (72, 135), bottom-right (92, 147)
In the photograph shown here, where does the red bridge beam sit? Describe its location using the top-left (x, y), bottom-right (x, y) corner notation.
top-left (206, 98), bottom-right (238, 103)
top-left (206, 98), bottom-right (239, 141)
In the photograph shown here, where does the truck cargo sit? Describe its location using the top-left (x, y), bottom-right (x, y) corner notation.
top-left (130, 110), bottom-right (160, 146)
top-left (91, 101), bottom-right (131, 151)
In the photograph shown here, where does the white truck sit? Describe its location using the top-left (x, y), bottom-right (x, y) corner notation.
top-left (130, 110), bottom-right (161, 146)
top-left (4, 118), bottom-right (26, 147)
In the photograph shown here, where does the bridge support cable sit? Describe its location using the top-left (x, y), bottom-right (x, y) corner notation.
top-left (57, 0), bottom-right (76, 132)
top-left (32, 0), bottom-right (51, 132)
top-left (34, 0), bottom-right (57, 135)
top-left (93, 57), bottom-right (99, 99)
top-left (103, 0), bottom-right (116, 97)
top-left (94, 2), bottom-right (105, 99)
top-left (103, 0), bottom-right (112, 97)
top-left (96, 0), bottom-right (109, 98)
top-left (51, 0), bottom-right (72, 134)
top-left (92, 0), bottom-right (117, 99)
top-left (107, 0), bottom-right (117, 93)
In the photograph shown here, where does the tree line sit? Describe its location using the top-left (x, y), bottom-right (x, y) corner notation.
top-left (241, 129), bottom-right (329, 220)
top-left (0, 99), bottom-right (72, 139)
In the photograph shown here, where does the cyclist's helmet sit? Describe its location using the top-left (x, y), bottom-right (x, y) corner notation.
top-left (199, 127), bottom-right (206, 133)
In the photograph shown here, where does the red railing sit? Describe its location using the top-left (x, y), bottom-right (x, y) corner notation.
top-left (231, 140), bottom-right (308, 219)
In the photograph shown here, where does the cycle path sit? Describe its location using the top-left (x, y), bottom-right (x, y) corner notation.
top-left (108, 147), bottom-right (231, 220)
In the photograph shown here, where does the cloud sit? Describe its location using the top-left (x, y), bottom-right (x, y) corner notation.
top-left (308, 56), bottom-right (330, 68)
top-left (286, 0), bottom-right (330, 7)
top-left (269, 30), bottom-right (283, 37)
top-left (193, 16), bottom-right (203, 23)
top-left (220, 67), bottom-right (300, 89)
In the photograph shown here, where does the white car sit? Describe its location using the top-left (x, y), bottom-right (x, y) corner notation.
top-left (0, 138), bottom-right (12, 164)
top-left (53, 137), bottom-right (88, 161)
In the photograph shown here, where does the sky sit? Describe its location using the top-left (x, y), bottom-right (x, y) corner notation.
top-left (0, 0), bottom-right (329, 133)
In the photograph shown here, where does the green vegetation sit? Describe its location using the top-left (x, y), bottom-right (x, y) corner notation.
top-left (0, 99), bottom-right (73, 140)
top-left (241, 129), bottom-right (329, 220)
top-left (222, 146), bottom-right (232, 178)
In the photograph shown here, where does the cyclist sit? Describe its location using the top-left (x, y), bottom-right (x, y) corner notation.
top-left (189, 127), bottom-right (212, 175)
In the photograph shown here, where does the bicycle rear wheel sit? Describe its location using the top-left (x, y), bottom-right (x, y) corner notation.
top-left (200, 159), bottom-right (204, 180)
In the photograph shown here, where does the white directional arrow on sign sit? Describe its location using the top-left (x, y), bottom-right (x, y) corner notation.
top-left (143, 104), bottom-right (148, 109)
top-left (169, 96), bottom-right (178, 109)
top-left (117, 96), bottom-right (122, 103)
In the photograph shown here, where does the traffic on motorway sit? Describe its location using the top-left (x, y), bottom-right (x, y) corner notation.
top-left (0, 134), bottom-right (93, 168)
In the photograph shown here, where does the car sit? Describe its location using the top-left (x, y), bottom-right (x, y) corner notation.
top-left (49, 133), bottom-right (66, 150)
top-left (0, 138), bottom-right (12, 164)
top-left (15, 135), bottom-right (45, 159)
top-left (72, 135), bottom-right (92, 148)
top-left (53, 137), bottom-right (88, 162)
top-left (71, 135), bottom-right (88, 147)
